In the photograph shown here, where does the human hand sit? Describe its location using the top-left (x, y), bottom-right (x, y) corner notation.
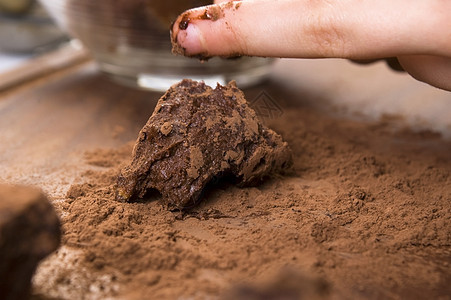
top-left (171, 0), bottom-right (451, 91)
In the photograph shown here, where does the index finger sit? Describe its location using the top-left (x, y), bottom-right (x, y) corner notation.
top-left (171, 0), bottom-right (451, 59)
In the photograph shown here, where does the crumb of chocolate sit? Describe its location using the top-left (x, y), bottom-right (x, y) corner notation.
top-left (224, 1), bottom-right (242, 10)
top-left (178, 15), bottom-right (190, 30)
top-left (170, 40), bottom-right (187, 56)
top-left (160, 122), bottom-right (173, 136)
top-left (200, 5), bottom-right (224, 21)
top-left (116, 79), bottom-right (292, 209)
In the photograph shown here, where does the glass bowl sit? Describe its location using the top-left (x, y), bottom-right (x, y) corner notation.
top-left (38, 0), bottom-right (273, 91)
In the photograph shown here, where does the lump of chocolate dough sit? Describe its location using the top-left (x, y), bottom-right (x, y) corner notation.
top-left (116, 79), bottom-right (292, 209)
top-left (0, 184), bottom-right (61, 300)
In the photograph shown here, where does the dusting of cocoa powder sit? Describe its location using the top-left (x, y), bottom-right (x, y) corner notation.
top-left (35, 106), bottom-right (451, 299)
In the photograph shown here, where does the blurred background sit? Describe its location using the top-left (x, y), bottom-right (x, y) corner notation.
top-left (2, 0), bottom-right (272, 91)
top-left (0, 0), bottom-right (68, 72)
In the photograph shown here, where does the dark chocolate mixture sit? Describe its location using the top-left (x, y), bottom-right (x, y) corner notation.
top-left (116, 80), bottom-right (292, 209)
top-left (0, 185), bottom-right (60, 300)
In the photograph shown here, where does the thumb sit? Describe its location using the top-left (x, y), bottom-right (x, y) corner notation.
top-left (171, 0), bottom-right (449, 60)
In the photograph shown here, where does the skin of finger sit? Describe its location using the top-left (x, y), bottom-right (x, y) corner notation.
top-left (173, 0), bottom-right (330, 57)
top-left (398, 55), bottom-right (451, 91)
top-left (173, 0), bottom-right (451, 59)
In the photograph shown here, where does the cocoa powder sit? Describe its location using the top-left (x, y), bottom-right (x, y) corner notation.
top-left (35, 106), bottom-right (451, 299)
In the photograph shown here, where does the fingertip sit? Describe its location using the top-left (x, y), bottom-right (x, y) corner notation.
top-left (171, 9), bottom-right (207, 57)
top-left (171, 2), bottom-right (245, 58)
top-left (178, 23), bottom-right (206, 56)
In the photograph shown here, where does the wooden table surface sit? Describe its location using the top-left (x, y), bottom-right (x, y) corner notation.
top-left (1, 48), bottom-right (450, 300)
top-left (0, 55), bottom-right (450, 199)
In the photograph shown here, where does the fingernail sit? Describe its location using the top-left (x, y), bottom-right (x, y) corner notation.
top-left (177, 22), bottom-right (205, 56)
